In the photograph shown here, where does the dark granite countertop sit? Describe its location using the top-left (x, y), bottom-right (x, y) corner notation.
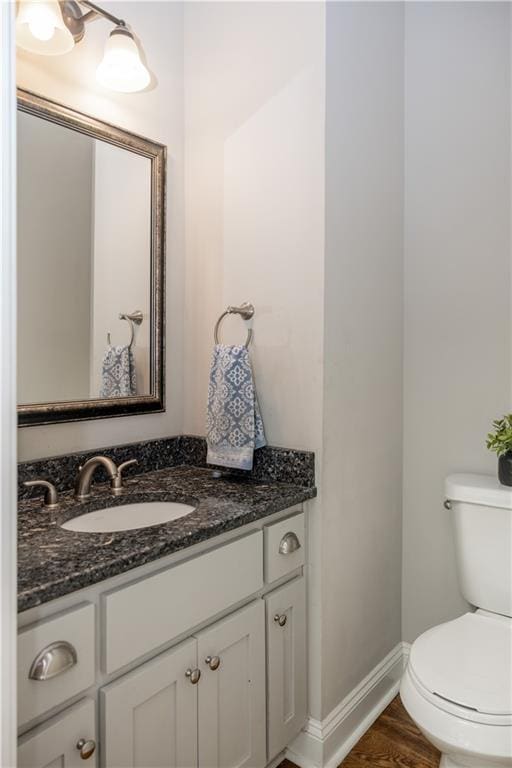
top-left (18, 465), bottom-right (316, 613)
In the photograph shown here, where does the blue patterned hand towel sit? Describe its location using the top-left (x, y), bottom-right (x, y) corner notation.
top-left (100, 345), bottom-right (136, 398)
top-left (206, 344), bottom-right (266, 470)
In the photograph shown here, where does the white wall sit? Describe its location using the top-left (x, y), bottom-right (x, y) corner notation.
top-left (183, 1), bottom-right (326, 451)
top-left (91, 141), bottom-right (151, 397)
top-left (183, 0), bottom-right (326, 717)
top-left (402, 2), bottom-right (512, 642)
top-left (17, 0), bottom-right (184, 459)
top-left (17, 111), bottom-right (93, 403)
top-left (322, 1), bottom-right (404, 716)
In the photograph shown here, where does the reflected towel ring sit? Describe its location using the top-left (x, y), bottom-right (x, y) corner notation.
top-left (214, 303), bottom-right (255, 348)
top-left (107, 310), bottom-right (143, 349)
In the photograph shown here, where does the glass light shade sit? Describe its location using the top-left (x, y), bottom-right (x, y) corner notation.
top-left (96, 26), bottom-right (150, 93)
top-left (16, 0), bottom-right (74, 55)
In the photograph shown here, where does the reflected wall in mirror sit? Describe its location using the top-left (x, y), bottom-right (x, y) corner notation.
top-left (17, 89), bottom-right (165, 426)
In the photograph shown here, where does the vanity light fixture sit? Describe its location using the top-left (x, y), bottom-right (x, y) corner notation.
top-left (16, 0), bottom-right (151, 93)
top-left (96, 24), bottom-right (150, 93)
top-left (15, 0), bottom-right (75, 55)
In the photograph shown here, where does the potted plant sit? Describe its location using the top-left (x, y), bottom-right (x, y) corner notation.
top-left (486, 413), bottom-right (512, 486)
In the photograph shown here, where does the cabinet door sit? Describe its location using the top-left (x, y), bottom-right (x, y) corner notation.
top-left (266, 576), bottom-right (307, 760)
top-left (196, 600), bottom-right (266, 768)
top-left (101, 638), bottom-right (198, 768)
top-left (18, 698), bottom-right (97, 768)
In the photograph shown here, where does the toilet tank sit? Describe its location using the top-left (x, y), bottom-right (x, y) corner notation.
top-left (446, 474), bottom-right (512, 617)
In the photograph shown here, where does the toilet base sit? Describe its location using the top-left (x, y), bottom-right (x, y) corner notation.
top-left (440, 755), bottom-right (506, 768)
top-left (440, 756), bottom-right (467, 768)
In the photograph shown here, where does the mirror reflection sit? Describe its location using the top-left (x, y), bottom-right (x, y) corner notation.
top-left (17, 109), bottom-right (152, 405)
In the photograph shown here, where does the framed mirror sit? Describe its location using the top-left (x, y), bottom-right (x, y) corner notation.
top-left (17, 89), bottom-right (165, 426)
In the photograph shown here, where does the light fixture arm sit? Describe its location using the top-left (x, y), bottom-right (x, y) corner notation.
top-left (58, 0), bottom-right (128, 44)
top-left (78, 1), bottom-right (125, 29)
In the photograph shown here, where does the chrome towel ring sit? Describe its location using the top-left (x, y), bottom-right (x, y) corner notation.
top-left (214, 303), bottom-right (255, 347)
top-left (107, 310), bottom-right (143, 349)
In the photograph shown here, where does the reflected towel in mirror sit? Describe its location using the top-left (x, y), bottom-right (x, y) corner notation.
top-left (206, 344), bottom-right (266, 471)
top-left (100, 345), bottom-right (137, 398)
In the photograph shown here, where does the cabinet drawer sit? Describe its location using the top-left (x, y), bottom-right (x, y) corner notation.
top-left (264, 511), bottom-right (305, 583)
top-left (18, 603), bottom-right (95, 728)
top-left (102, 531), bottom-right (263, 673)
top-left (18, 697), bottom-right (97, 768)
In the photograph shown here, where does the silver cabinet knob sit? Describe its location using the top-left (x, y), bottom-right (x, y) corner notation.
top-left (278, 531), bottom-right (301, 555)
top-left (28, 641), bottom-right (77, 681)
top-left (274, 613), bottom-right (287, 627)
top-left (185, 668), bottom-right (201, 684)
top-left (205, 655), bottom-right (221, 671)
top-left (76, 739), bottom-right (96, 760)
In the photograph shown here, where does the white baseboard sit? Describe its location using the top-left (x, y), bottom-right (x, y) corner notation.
top-left (286, 641), bottom-right (410, 768)
top-left (266, 750), bottom-right (286, 768)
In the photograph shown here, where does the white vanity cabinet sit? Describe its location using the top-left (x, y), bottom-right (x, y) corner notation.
top-left (197, 600), bottom-right (266, 768)
top-left (18, 507), bottom-right (308, 768)
top-left (265, 577), bottom-right (307, 760)
top-left (101, 638), bottom-right (198, 768)
top-left (102, 600), bottom-right (266, 768)
top-left (18, 698), bottom-right (97, 768)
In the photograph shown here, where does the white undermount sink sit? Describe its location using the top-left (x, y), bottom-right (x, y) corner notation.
top-left (61, 501), bottom-right (196, 533)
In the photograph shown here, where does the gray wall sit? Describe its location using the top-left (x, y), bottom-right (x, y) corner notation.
top-left (322, 2), bottom-right (404, 716)
top-left (17, 112), bottom-right (92, 403)
top-left (402, 2), bottom-right (512, 642)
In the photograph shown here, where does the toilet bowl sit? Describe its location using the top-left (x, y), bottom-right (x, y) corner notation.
top-left (401, 611), bottom-right (512, 767)
top-left (400, 474), bottom-right (512, 768)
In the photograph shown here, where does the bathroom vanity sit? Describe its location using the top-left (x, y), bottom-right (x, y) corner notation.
top-left (17, 457), bottom-right (315, 768)
top-left (14, 86), bottom-right (316, 768)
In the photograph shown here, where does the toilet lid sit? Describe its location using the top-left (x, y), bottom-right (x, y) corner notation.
top-left (409, 612), bottom-right (512, 716)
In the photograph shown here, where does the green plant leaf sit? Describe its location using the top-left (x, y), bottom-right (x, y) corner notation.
top-left (486, 413), bottom-right (512, 456)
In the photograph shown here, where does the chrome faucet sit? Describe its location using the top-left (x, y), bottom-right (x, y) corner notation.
top-left (75, 456), bottom-right (137, 500)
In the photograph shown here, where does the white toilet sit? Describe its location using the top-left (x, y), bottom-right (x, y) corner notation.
top-left (400, 474), bottom-right (512, 768)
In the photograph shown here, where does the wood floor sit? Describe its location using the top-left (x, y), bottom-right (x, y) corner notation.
top-left (282, 696), bottom-right (441, 768)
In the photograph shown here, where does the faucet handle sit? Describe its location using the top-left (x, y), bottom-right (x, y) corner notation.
top-left (23, 480), bottom-right (59, 509)
top-left (111, 459), bottom-right (138, 496)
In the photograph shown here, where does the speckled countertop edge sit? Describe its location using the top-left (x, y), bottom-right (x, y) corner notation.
top-left (18, 464), bottom-right (316, 613)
